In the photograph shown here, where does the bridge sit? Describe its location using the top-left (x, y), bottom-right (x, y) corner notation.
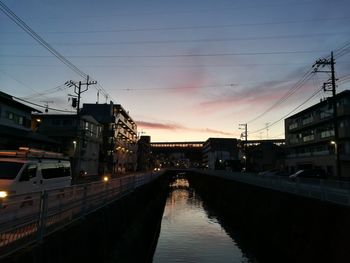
top-left (1, 169), bottom-right (350, 260)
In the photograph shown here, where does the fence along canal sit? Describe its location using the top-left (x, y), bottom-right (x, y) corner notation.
top-left (0, 172), bottom-right (160, 259)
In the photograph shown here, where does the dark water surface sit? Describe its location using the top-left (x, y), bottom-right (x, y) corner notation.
top-left (152, 178), bottom-right (256, 263)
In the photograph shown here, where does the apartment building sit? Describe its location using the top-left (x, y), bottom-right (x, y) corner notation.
top-left (202, 138), bottom-right (240, 170)
top-left (285, 90), bottom-right (350, 177)
top-left (0, 91), bottom-right (58, 150)
top-left (32, 114), bottom-right (102, 178)
top-left (82, 102), bottom-right (138, 176)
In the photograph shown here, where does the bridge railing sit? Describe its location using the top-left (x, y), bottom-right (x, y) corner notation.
top-left (0, 171), bottom-right (161, 259)
top-left (192, 169), bottom-right (350, 207)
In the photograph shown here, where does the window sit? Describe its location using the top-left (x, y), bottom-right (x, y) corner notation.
top-left (41, 162), bottom-right (71, 179)
top-left (18, 116), bottom-right (24, 125)
top-left (320, 129), bottom-right (334, 138)
top-left (320, 107), bottom-right (333, 119)
top-left (6, 111), bottom-right (14, 120)
top-left (0, 162), bottom-right (23, 179)
top-left (302, 113), bottom-right (313, 125)
top-left (19, 164), bottom-right (37, 181)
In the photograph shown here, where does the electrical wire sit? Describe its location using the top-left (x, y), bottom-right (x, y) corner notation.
top-left (0, 50), bottom-right (328, 58)
top-left (0, 1), bottom-right (114, 105)
top-left (246, 38), bottom-right (350, 127)
top-left (1, 32), bottom-right (348, 46)
top-left (247, 69), bottom-right (314, 124)
top-left (0, 1), bottom-right (87, 79)
top-left (13, 96), bottom-right (75, 113)
top-left (249, 86), bottom-right (324, 134)
top-left (20, 84), bottom-right (68, 100)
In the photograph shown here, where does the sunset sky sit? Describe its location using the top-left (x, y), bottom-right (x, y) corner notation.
top-left (1, 0), bottom-right (350, 142)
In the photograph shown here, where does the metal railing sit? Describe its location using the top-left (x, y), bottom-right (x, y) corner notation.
top-left (0, 171), bottom-right (161, 259)
top-left (192, 169), bottom-right (350, 207)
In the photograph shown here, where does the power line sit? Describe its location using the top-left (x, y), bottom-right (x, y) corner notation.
top-left (2, 62), bottom-right (350, 68)
top-left (13, 96), bottom-right (75, 113)
top-left (0, 50), bottom-right (329, 59)
top-left (4, 6), bottom-right (348, 24)
top-left (249, 86), bottom-right (324, 134)
top-left (1, 32), bottom-right (349, 46)
top-left (0, 1), bottom-right (87, 79)
top-left (3, 17), bottom-right (348, 35)
top-left (247, 69), bottom-right (314, 124)
top-left (0, 69), bottom-right (45, 96)
top-left (20, 84), bottom-right (68, 100)
top-left (246, 39), bottom-right (350, 125)
top-left (0, 1), bottom-right (114, 105)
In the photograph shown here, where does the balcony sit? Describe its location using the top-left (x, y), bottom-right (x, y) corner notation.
top-left (286, 150), bottom-right (331, 159)
top-left (302, 117), bottom-right (314, 125)
top-left (303, 134), bottom-right (314, 142)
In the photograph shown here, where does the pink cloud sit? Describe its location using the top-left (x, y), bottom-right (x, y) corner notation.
top-left (195, 78), bottom-right (318, 114)
top-left (136, 121), bottom-right (184, 130)
top-left (136, 120), bottom-right (236, 136)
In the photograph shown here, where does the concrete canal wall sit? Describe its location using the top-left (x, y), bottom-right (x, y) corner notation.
top-left (4, 175), bottom-right (170, 263)
top-left (188, 171), bottom-right (350, 263)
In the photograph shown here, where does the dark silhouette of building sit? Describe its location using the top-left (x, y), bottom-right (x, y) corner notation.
top-left (81, 102), bottom-right (138, 176)
top-left (151, 141), bottom-right (203, 168)
top-left (203, 138), bottom-right (240, 170)
top-left (32, 113), bottom-right (102, 178)
top-left (246, 141), bottom-right (286, 172)
top-left (285, 90), bottom-right (350, 177)
top-left (0, 91), bottom-right (58, 150)
top-left (137, 135), bottom-right (152, 171)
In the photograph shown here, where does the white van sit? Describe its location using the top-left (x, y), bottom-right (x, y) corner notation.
top-left (0, 147), bottom-right (72, 198)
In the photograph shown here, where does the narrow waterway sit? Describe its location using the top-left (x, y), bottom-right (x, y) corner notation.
top-left (152, 178), bottom-right (257, 263)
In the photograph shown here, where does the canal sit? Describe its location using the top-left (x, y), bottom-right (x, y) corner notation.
top-left (152, 177), bottom-right (257, 263)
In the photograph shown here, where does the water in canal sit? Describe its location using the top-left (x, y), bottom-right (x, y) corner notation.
top-left (152, 178), bottom-right (256, 263)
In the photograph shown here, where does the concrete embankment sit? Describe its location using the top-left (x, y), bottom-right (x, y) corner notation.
top-left (187, 171), bottom-right (350, 263)
top-left (5, 175), bottom-right (170, 263)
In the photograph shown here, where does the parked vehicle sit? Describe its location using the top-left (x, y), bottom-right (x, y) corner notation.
top-left (289, 169), bottom-right (328, 179)
top-left (0, 147), bottom-right (72, 198)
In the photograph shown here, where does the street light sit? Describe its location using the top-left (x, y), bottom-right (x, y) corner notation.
top-left (330, 140), bottom-right (337, 152)
top-left (330, 140), bottom-right (338, 176)
top-left (242, 155), bottom-right (247, 172)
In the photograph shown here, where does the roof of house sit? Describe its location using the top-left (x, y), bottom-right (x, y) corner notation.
top-left (0, 91), bottom-right (40, 113)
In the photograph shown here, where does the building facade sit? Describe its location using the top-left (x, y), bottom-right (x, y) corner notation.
top-left (151, 141), bottom-right (203, 168)
top-left (0, 91), bottom-right (58, 150)
top-left (285, 90), bottom-right (350, 177)
top-left (202, 138), bottom-right (240, 170)
top-left (137, 135), bottom-right (152, 171)
top-left (82, 102), bottom-right (138, 176)
top-left (32, 114), bottom-right (102, 178)
top-left (246, 141), bottom-right (286, 172)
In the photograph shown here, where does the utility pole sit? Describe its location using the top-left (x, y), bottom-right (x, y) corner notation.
top-left (239, 123), bottom-right (248, 171)
top-left (40, 100), bottom-right (53, 113)
top-left (313, 52), bottom-right (340, 177)
top-left (65, 76), bottom-right (97, 181)
top-left (265, 122), bottom-right (270, 139)
top-left (65, 75), bottom-right (97, 115)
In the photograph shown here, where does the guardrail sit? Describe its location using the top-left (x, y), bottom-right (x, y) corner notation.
top-left (0, 171), bottom-right (161, 259)
top-left (192, 169), bottom-right (350, 207)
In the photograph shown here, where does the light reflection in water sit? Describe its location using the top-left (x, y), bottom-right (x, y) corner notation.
top-left (153, 178), bottom-right (254, 263)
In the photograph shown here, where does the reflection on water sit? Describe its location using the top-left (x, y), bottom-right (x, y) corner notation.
top-left (152, 178), bottom-right (255, 263)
